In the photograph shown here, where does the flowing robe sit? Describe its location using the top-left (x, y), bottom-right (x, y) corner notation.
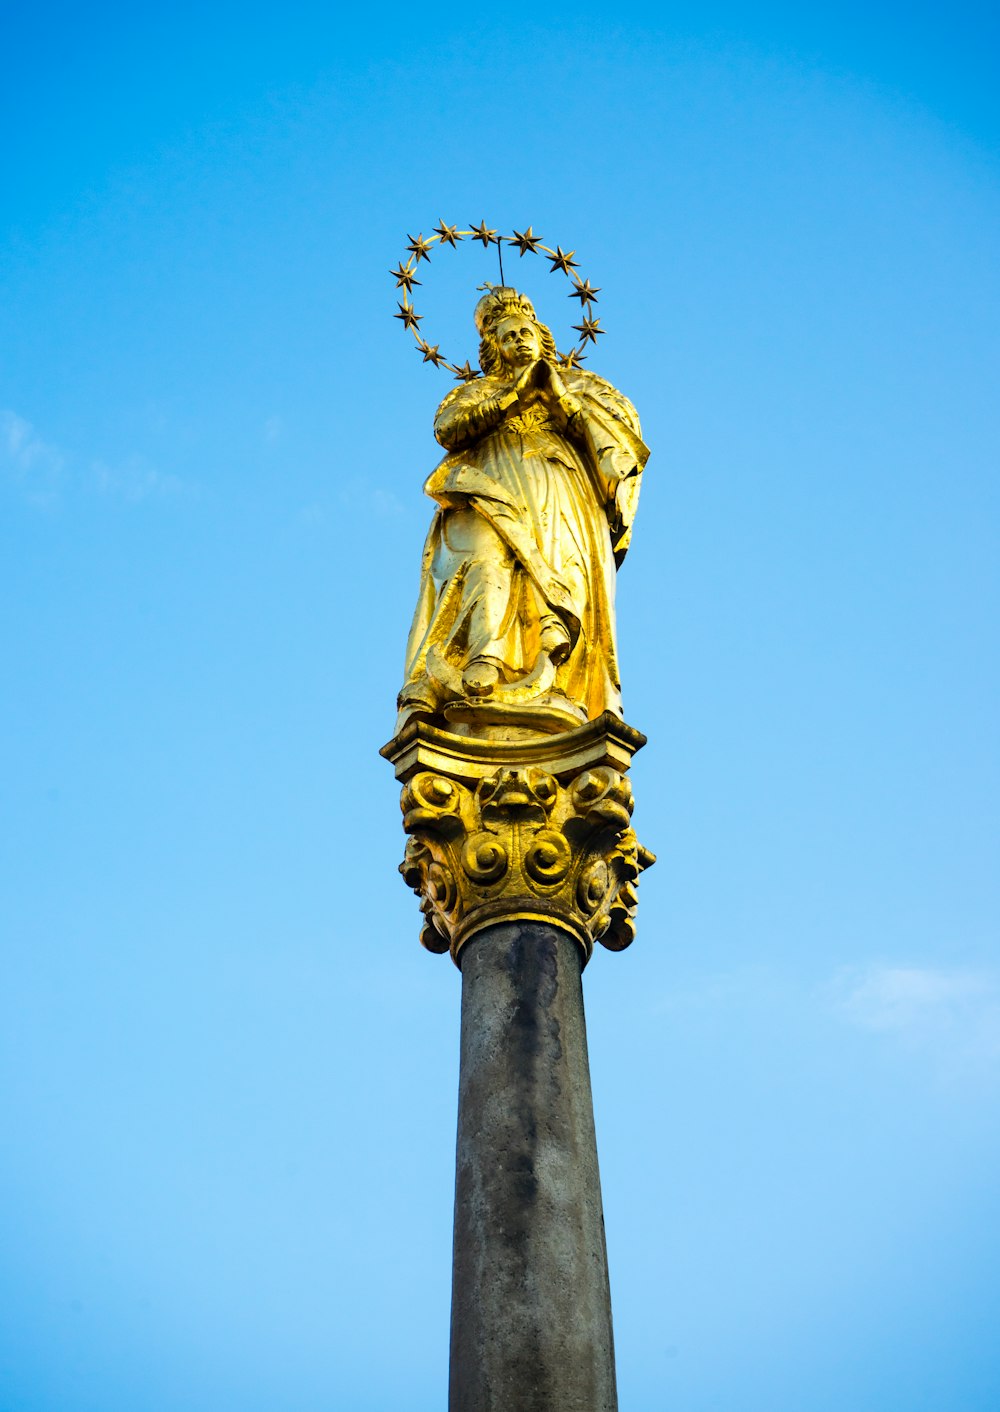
top-left (398, 366), bottom-right (649, 726)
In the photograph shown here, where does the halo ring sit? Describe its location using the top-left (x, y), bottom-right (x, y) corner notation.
top-left (389, 222), bottom-right (605, 380)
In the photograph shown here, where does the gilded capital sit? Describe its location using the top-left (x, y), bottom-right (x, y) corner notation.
top-left (381, 714), bottom-right (654, 964)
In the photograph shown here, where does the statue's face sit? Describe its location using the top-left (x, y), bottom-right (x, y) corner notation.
top-left (496, 314), bottom-right (541, 369)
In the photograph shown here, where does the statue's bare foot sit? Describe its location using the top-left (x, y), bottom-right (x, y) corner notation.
top-left (462, 658), bottom-right (500, 697)
top-left (539, 618), bottom-right (571, 665)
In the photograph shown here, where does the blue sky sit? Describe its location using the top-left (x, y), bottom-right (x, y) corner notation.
top-left (2, 3), bottom-right (998, 1409)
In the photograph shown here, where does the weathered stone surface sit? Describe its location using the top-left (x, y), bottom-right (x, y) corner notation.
top-left (449, 921), bottom-right (617, 1412)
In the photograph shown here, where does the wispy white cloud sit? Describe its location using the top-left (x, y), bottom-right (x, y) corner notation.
top-left (338, 478), bottom-right (404, 517)
top-left (830, 963), bottom-right (1000, 1069)
top-left (0, 409), bottom-right (65, 507)
top-left (90, 456), bottom-right (188, 503)
top-left (371, 487), bottom-right (404, 516)
top-left (652, 961), bottom-right (1000, 1081)
top-left (1, 408), bottom-right (191, 507)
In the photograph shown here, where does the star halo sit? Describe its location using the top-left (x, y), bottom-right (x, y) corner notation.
top-left (389, 223), bottom-right (604, 379)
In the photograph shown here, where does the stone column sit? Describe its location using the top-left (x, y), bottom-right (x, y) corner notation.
top-left (450, 920), bottom-right (616, 1412)
top-left (382, 713), bottom-right (652, 1410)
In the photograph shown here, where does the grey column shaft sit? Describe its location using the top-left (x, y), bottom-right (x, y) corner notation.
top-left (449, 921), bottom-right (617, 1412)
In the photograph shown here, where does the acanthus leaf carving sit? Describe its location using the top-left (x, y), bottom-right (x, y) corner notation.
top-left (393, 736), bottom-right (653, 964)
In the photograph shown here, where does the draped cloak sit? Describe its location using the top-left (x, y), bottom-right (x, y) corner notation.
top-left (398, 366), bottom-right (649, 725)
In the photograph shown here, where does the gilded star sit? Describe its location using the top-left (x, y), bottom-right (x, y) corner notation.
top-left (419, 341), bottom-right (445, 366)
top-left (561, 348), bottom-right (587, 368)
top-left (547, 245), bottom-right (579, 275)
top-left (394, 299), bottom-right (422, 331)
top-left (469, 219), bottom-right (499, 246)
top-left (433, 220), bottom-right (463, 247)
top-left (570, 277), bottom-right (601, 303)
top-left (405, 232), bottom-right (434, 263)
top-left (510, 226), bottom-right (543, 257)
top-left (572, 314), bottom-right (605, 343)
top-left (389, 259), bottom-right (421, 292)
top-left (452, 359), bottom-right (481, 382)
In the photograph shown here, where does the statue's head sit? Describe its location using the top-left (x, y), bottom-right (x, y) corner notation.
top-left (474, 286), bottom-right (558, 377)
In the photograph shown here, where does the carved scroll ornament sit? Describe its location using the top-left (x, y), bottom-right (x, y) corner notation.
top-left (398, 761), bottom-right (654, 965)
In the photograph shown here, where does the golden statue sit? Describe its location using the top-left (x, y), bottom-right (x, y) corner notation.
top-left (384, 242), bottom-right (654, 964)
top-left (396, 286), bottom-right (649, 736)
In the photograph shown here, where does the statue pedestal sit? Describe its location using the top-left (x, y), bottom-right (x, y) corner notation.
top-left (381, 714), bottom-right (653, 1410)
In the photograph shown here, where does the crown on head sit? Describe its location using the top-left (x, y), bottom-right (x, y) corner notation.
top-left (474, 286), bottom-right (537, 335)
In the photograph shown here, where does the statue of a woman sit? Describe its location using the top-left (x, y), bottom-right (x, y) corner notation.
top-left (396, 286), bottom-right (649, 734)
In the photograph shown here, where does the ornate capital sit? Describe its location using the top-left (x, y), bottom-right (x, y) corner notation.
top-left (381, 714), bottom-right (654, 965)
